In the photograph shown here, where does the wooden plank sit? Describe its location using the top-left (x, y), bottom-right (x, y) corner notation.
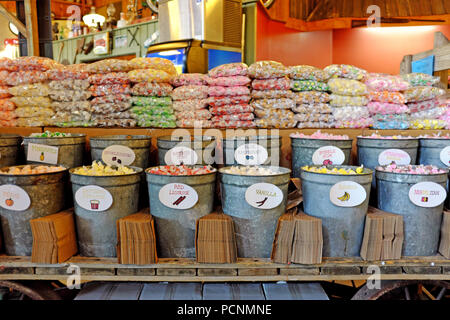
top-left (0, 4), bottom-right (27, 37)
top-left (361, 266), bottom-right (403, 274)
top-left (238, 268), bottom-right (279, 276)
top-left (197, 268), bottom-right (237, 277)
top-left (443, 266), bottom-right (450, 274)
top-left (24, 0), bottom-right (39, 56)
top-left (0, 267), bottom-right (34, 274)
top-left (116, 268), bottom-right (156, 276)
top-left (321, 266), bottom-right (361, 275)
top-left (79, 267), bottom-right (115, 276)
top-left (403, 266), bottom-right (442, 274)
top-left (279, 267), bottom-right (320, 276)
top-left (35, 267), bottom-right (68, 275)
top-left (156, 268), bottom-right (197, 276)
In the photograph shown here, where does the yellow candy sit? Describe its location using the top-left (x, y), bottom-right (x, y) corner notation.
top-left (73, 161), bottom-right (135, 176)
top-left (302, 165), bottom-right (365, 175)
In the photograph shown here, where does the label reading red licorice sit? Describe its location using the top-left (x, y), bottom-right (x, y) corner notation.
top-left (408, 182), bottom-right (446, 208)
top-left (378, 149), bottom-right (411, 166)
top-left (159, 183), bottom-right (198, 209)
top-left (312, 146), bottom-right (345, 166)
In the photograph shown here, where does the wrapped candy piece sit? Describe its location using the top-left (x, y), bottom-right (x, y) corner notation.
top-left (91, 111), bottom-right (134, 120)
top-left (206, 75), bottom-right (251, 87)
top-left (92, 94), bottom-right (131, 105)
top-left (208, 63), bottom-right (248, 78)
top-left (88, 72), bottom-right (129, 85)
top-left (51, 111), bottom-right (91, 123)
top-left (52, 101), bottom-right (91, 112)
top-left (49, 79), bottom-right (90, 91)
top-left (172, 99), bottom-right (208, 111)
top-left (292, 103), bottom-right (332, 114)
top-left (95, 118), bottom-right (137, 127)
top-left (251, 98), bottom-right (295, 110)
top-left (294, 113), bottom-right (333, 122)
top-left (368, 91), bottom-right (406, 104)
top-left (0, 111), bottom-right (17, 120)
top-left (128, 69), bottom-right (173, 83)
top-left (175, 109), bottom-right (211, 120)
top-left (207, 95), bottom-right (251, 107)
top-left (297, 121), bottom-right (335, 129)
top-left (15, 107), bottom-right (54, 118)
top-left (137, 118), bottom-right (176, 128)
top-left (328, 78), bottom-right (368, 96)
top-left (371, 114), bottom-right (410, 130)
top-left (252, 78), bottom-right (291, 90)
top-left (289, 65), bottom-right (328, 81)
top-left (129, 57), bottom-right (177, 76)
top-left (129, 106), bottom-right (174, 117)
top-left (209, 104), bottom-right (254, 115)
top-left (410, 119), bottom-right (447, 130)
top-left (10, 96), bottom-right (51, 108)
top-left (294, 91), bottom-right (330, 104)
top-left (248, 61), bottom-right (288, 79)
top-left (16, 117), bottom-right (52, 127)
top-left (0, 99), bottom-right (15, 111)
top-left (86, 59), bottom-right (133, 73)
top-left (255, 118), bottom-right (297, 128)
top-left (9, 83), bottom-right (49, 97)
top-left (403, 86), bottom-right (446, 103)
top-left (251, 89), bottom-right (293, 99)
top-left (208, 86), bottom-right (250, 97)
top-left (367, 101), bottom-right (409, 115)
top-left (329, 94), bottom-right (368, 107)
top-left (254, 108), bottom-right (294, 120)
top-left (46, 67), bottom-right (89, 81)
top-left (291, 80), bottom-right (329, 92)
top-left (177, 119), bottom-right (212, 128)
top-left (324, 64), bottom-right (367, 80)
top-left (90, 84), bottom-right (131, 97)
top-left (212, 113), bottom-right (255, 122)
top-left (131, 82), bottom-right (173, 97)
top-left (4, 71), bottom-right (48, 86)
top-left (409, 107), bottom-right (446, 120)
top-left (212, 119), bottom-right (256, 128)
top-left (402, 73), bottom-right (440, 87)
top-left (49, 90), bottom-right (92, 102)
top-left (0, 86), bottom-right (11, 99)
top-left (91, 102), bottom-right (131, 114)
top-left (334, 118), bottom-right (373, 128)
top-left (132, 96), bottom-right (172, 106)
top-left (171, 73), bottom-right (207, 87)
top-left (171, 85), bottom-right (208, 100)
top-left (364, 74), bottom-right (410, 92)
top-left (408, 98), bottom-right (441, 113)
top-left (332, 106), bottom-right (370, 121)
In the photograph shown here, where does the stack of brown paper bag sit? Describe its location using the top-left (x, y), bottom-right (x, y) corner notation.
top-left (438, 210), bottom-right (450, 259)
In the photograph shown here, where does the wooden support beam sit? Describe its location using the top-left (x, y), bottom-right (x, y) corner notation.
top-left (24, 0), bottom-right (39, 56)
top-left (0, 3), bottom-right (28, 37)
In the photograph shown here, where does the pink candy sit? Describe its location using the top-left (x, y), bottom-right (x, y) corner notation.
top-left (359, 133), bottom-right (414, 139)
top-left (367, 101), bottom-right (409, 115)
top-left (290, 130), bottom-right (349, 140)
top-left (377, 164), bottom-right (446, 174)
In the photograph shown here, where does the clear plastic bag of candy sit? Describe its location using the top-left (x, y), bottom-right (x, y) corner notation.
top-left (171, 73), bottom-right (207, 87)
top-left (4, 71), bottom-right (48, 86)
top-left (291, 80), bottom-right (328, 92)
top-left (9, 83), bottom-right (49, 97)
top-left (212, 119), bottom-right (256, 128)
top-left (329, 94), bottom-right (368, 107)
top-left (53, 120), bottom-right (95, 128)
top-left (128, 69), bottom-right (173, 83)
top-left (0, 111), bottom-right (16, 120)
top-left (91, 102), bottom-right (131, 114)
top-left (51, 110), bottom-right (91, 123)
top-left (0, 99), bottom-right (15, 111)
top-left (88, 72), bottom-right (129, 85)
top-left (251, 89), bottom-right (293, 99)
top-left (49, 89), bottom-right (92, 102)
top-left (403, 86), bottom-right (446, 103)
top-left (206, 75), bottom-right (251, 87)
top-left (212, 113), bottom-right (255, 122)
top-left (86, 59), bottom-right (133, 73)
top-left (51, 101), bottom-right (91, 112)
top-left (170, 85), bottom-right (208, 100)
top-left (294, 91), bottom-right (330, 104)
top-left (371, 114), bottom-right (410, 130)
top-left (15, 117), bottom-right (52, 127)
top-left (208, 86), bottom-right (250, 97)
top-left (95, 118), bottom-right (137, 127)
top-left (324, 64), bottom-right (367, 80)
top-left (251, 98), bottom-right (295, 110)
top-left (289, 65), bottom-right (328, 81)
top-left (15, 107), bottom-right (54, 118)
top-left (10, 96), bottom-right (52, 108)
top-left (367, 101), bottom-right (409, 115)
top-left (255, 118), bottom-right (296, 128)
top-left (368, 91), bottom-right (406, 104)
top-left (364, 74), bottom-right (410, 92)
top-left (91, 94), bottom-right (131, 105)
top-left (129, 57), bottom-right (177, 76)
top-left (175, 109), bottom-right (211, 120)
top-left (328, 78), bottom-right (367, 96)
top-left (172, 99), bottom-right (208, 111)
top-left (294, 113), bottom-right (333, 122)
top-left (252, 77), bottom-right (291, 90)
top-left (208, 63), bottom-right (248, 78)
top-left (90, 84), bottom-right (131, 97)
top-left (130, 105), bottom-right (174, 117)
top-left (0, 57), bottom-right (15, 71)
top-left (137, 118), bottom-right (176, 128)
top-left (14, 56), bottom-right (62, 71)
top-left (131, 82), bottom-right (173, 97)
top-left (407, 98), bottom-right (441, 113)
top-left (176, 119), bottom-right (212, 128)
top-left (91, 111), bottom-right (134, 120)
top-left (248, 61), bottom-right (288, 79)
top-left (410, 119), bottom-right (447, 130)
top-left (49, 79), bottom-right (90, 91)
top-left (0, 71), bottom-right (9, 85)
top-left (132, 96), bottom-right (172, 106)
top-left (207, 95), bottom-right (251, 107)
top-left (332, 106), bottom-right (370, 121)
top-left (254, 108), bottom-right (294, 120)
top-left (334, 118), bottom-right (373, 128)
top-left (0, 86), bottom-right (11, 99)
top-left (209, 104), bottom-right (253, 115)
top-left (401, 73), bottom-right (440, 87)
top-left (292, 103), bottom-right (332, 114)
top-left (409, 107), bottom-right (446, 120)
top-left (133, 113), bottom-right (177, 122)
top-left (46, 67), bottom-right (89, 81)
top-left (297, 121), bottom-right (335, 129)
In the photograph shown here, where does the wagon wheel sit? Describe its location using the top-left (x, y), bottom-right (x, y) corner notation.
top-left (351, 280), bottom-right (450, 300)
top-left (0, 281), bottom-right (61, 300)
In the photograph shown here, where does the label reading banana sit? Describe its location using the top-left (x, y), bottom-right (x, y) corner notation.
top-left (330, 181), bottom-right (366, 207)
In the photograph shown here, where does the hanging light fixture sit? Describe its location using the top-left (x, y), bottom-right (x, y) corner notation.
top-left (82, 6), bottom-right (105, 27)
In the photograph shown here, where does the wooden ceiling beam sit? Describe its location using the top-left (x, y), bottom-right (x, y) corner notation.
top-left (24, 0), bottom-right (39, 56)
top-left (0, 3), bottom-right (28, 37)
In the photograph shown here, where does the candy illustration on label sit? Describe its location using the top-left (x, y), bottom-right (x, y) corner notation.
top-left (5, 198), bottom-right (13, 207)
top-left (90, 200), bottom-right (100, 210)
top-left (408, 182), bottom-right (446, 208)
top-left (245, 183), bottom-right (283, 209)
top-left (312, 146), bottom-right (345, 166)
top-left (330, 181), bottom-right (366, 207)
top-left (102, 145), bottom-right (135, 166)
top-left (337, 192), bottom-right (350, 202)
top-left (378, 149), bottom-right (411, 166)
top-left (40, 152), bottom-right (44, 161)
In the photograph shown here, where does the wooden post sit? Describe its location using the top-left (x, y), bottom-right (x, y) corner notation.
top-left (399, 54), bottom-right (413, 74)
top-left (24, 0), bottom-right (39, 56)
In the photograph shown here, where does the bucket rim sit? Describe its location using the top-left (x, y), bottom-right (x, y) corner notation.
top-left (223, 135), bottom-right (281, 141)
top-left (418, 137), bottom-right (450, 141)
top-left (290, 136), bottom-right (353, 142)
top-left (219, 165), bottom-right (291, 177)
top-left (157, 135), bottom-right (216, 142)
top-left (69, 165), bottom-right (143, 177)
top-left (375, 166), bottom-right (449, 176)
top-left (145, 165), bottom-right (217, 177)
top-left (299, 165), bottom-right (373, 176)
top-left (0, 164), bottom-right (68, 177)
top-left (23, 133), bottom-right (86, 139)
top-left (0, 134), bottom-right (22, 139)
top-left (357, 135), bottom-right (419, 141)
top-left (90, 134), bottom-right (152, 141)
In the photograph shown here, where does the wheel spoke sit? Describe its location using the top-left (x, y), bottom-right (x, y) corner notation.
top-left (422, 286), bottom-right (436, 300)
top-left (404, 287), bottom-right (411, 300)
top-left (436, 287), bottom-right (446, 301)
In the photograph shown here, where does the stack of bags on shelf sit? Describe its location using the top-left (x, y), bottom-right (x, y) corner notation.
top-left (48, 64), bottom-right (93, 127)
top-left (325, 64), bottom-right (370, 129)
top-left (402, 73), bottom-right (447, 129)
top-left (289, 65), bottom-right (333, 129)
top-left (87, 59), bottom-right (135, 127)
top-left (207, 63), bottom-right (254, 129)
top-left (0, 58), bottom-right (16, 126)
top-left (365, 73), bottom-right (411, 129)
top-left (171, 73), bottom-right (211, 128)
top-left (439, 97), bottom-right (450, 130)
top-left (129, 57), bottom-right (177, 128)
top-left (249, 61), bottom-right (296, 128)
top-left (5, 57), bottom-right (60, 127)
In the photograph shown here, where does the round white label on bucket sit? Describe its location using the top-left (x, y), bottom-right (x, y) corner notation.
top-left (159, 183), bottom-right (198, 210)
top-left (408, 182), bottom-right (446, 208)
top-left (75, 185), bottom-right (113, 212)
top-left (0, 184), bottom-right (31, 211)
top-left (312, 146), bottom-right (345, 166)
top-left (102, 145), bottom-right (135, 166)
top-left (234, 143), bottom-right (268, 165)
top-left (378, 149), bottom-right (411, 166)
top-left (245, 183), bottom-right (283, 210)
top-left (164, 146), bottom-right (198, 165)
top-left (329, 181), bottom-right (366, 207)
top-left (439, 146), bottom-right (450, 166)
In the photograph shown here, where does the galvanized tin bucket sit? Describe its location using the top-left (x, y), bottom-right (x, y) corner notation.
top-left (23, 134), bottom-right (86, 168)
top-left (219, 166), bottom-right (291, 258)
top-left (376, 168), bottom-right (448, 256)
top-left (146, 166), bottom-right (217, 258)
top-left (300, 166), bottom-right (373, 257)
top-left (291, 137), bottom-right (353, 178)
top-left (70, 166), bottom-right (143, 257)
top-left (157, 135), bottom-right (216, 165)
top-left (0, 134), bottom-right (21, 167)
top-left (222, 136), bottom-right (281, 166)
top-left (0, 165), bottom-right (68, 256)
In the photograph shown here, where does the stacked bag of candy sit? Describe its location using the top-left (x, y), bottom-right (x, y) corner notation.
top-left (438, 97), bottom-right (450, 129)
top-left (365, 73), bottom-right (411, 129)
top-left (129, 57), bottom-right (177, 128)
top-left (2, 57), bottom-right (62, 127)
top-left (206, 63), bottom-right (254, 128)
top-left (325, 64), bottom-right (371, 128)
top-left (171, 73), bottom-right (211, 128)
top-left (248, 61), bottom-right (295, 128)
top-left (47, 64), bottom-right (93, 127)
top-left (0, 58), bottom-right (17, 126)
top-left (402, 73), bottom-right (447, 129)
top-left (289, 65), bottom-right (333, 128)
